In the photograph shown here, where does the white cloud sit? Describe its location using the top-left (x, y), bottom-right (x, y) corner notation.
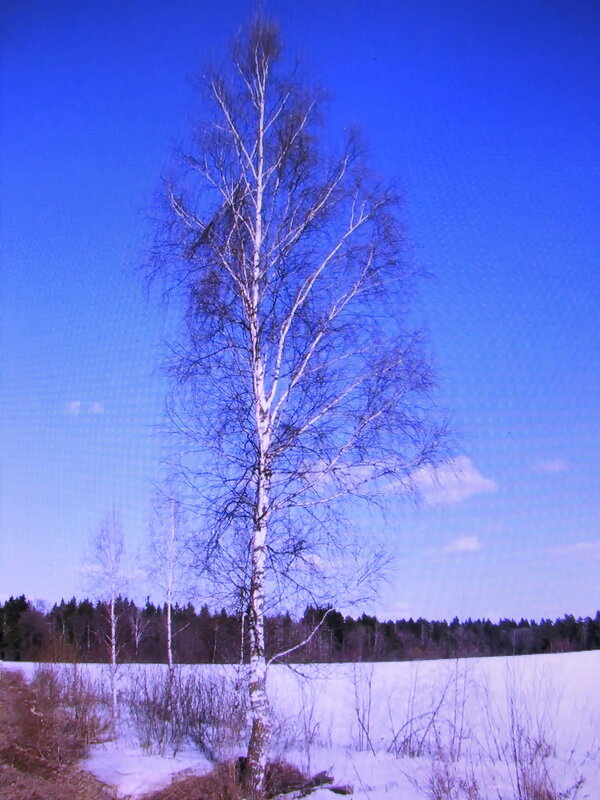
top-left (532, 458), bottom-right (568, 474)
top-left (413, 456), bottom-right (497, 505)
top-left (65, 400), bottom-right (105, 415)
top-left (443, 536), bottom-right (482, 554)
top-left (549, 541), bottom-right (600, 560)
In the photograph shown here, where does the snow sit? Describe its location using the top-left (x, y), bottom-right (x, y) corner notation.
top-left (84, 742), bottom-right (211, 797)
top-left (2, 652), bottom-right (599, 799)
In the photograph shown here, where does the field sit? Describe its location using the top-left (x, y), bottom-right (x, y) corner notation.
top-left (1, 652), bottom-right (598, 799)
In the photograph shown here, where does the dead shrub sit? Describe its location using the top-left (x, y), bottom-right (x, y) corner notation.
top-left (128, 667), bottom-right (247, 758)
top-left (138, 759), bottom-right (308, 800)
top-left (516, 766), bottom-right (585, 800)
top-left (128, 667), bottom-right (178, 754)
top-left (0, 668), bottom-right (85, 773)
top-left (478, 667), bottom-right (586, 800)
top-left (139, 761), bottom-right (243, 800)
top-left (264, 759), bottom-right (307, 797)
top-left (32, 663), bottom-right (109, 747)
top-left (422, 760), bottom-right (481, 800)
top-left (0, 670), bottom-right (116, 800)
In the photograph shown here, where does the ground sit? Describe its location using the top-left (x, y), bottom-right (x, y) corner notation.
top-left (1, 652), bottom-right (598, 799)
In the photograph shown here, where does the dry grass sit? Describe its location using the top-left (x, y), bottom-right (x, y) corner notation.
top-left (0, 668), bottom-right (82, 773)
top-left (0, 669), bottom-right (115, 800)
top-left (264, 759), bottom-right (307, 797)
top-left (0, 763), bottom-right (117, 800)
top-left (139, 759), bottom-right (307, 800)
top-left (139, 761), bottom-right (243, 800)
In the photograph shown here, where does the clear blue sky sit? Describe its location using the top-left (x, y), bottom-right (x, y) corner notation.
top-left (1, 0), bottom-right (598, 622)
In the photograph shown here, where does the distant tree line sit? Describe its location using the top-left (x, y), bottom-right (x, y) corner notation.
top-left (1, 595), bottom-right (599, 664)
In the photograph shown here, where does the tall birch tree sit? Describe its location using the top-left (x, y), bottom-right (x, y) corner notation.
top-left (148, 492), bottom-right (190, 669)
top-left (150, 18), bottom-right (446, 797)
top-left (89, 508), bottom-right (128, 731)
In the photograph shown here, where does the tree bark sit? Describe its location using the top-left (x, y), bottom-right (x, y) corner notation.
top-left (109, 593), bottom-right (118, 731)
top-left (244, 441), bottom-right (272, 795)
top-left (243, 46), bottom-right (273, 797)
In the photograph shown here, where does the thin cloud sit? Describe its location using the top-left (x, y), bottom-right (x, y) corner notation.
top-left (413, 456), bottom-right (497, 505)
top-left (532, 458), bottom-right (568, 474)
top-left (65, 400), bottom-right (81, 416)
top-left (89, 401), bottom-right (105, 415)
top-left (425, 535), bottom-right (483, 559)
top-left (443, 536), bottom-right (482, 554)
top-left (549, 541), bottom-right (600, 560)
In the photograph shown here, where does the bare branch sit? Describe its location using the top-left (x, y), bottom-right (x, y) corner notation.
top-left (267, 607), bottom-right (334, 665)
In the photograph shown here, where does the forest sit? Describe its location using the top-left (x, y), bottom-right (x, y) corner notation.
top-left (1, 594), bottom-right (598, 664)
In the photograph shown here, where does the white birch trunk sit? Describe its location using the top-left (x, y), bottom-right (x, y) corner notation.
top-left (91, 508), bottom-right (125, 736)
top-left (245, 475), bottom-right (271, 796)
top-left (166, 597), bottom-right (173, 670)
top-left (166, 499), bottom-right (175, 671)
top-left (109, 591), bottom-right (118, 730)
top-left (240, 605), bottom-right (245, 665)
top-left (244, 61), bottom-right (273, 798)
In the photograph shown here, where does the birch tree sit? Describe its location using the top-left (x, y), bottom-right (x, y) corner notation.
top-left (148, 492), bottom-right (190, 669)
top-left (89, 508), bottom-right (128, 731)
top-left (150, 18), bottom-right (446, 797)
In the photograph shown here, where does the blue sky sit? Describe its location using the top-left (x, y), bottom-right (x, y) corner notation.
top-left (1, 0), bottom-right (598, 622)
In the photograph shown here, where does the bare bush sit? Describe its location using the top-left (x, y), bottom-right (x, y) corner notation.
top-left (128, 667), bottom-right (247, 759)
top-left (474, 666), bottom-right (586, 800)
top-left (0, 668), bottom-right (97, 772)
top-left (0, 669), bottom-right (115, 800)
top-left (420, 760), bottom-right (481, 800)
top-left (128, 667), bottom-right (178, 754)
top-left (268, 676), bottom-right (332, 775)
top-left (400, 661), bottom-right (586, 800)
top-left (33, 663), bottom-right (109, 747)
top-left (352, 664), bottom-right (376, 755)
top-left (386, 661), bottom-right (472, 760)
top-left (294, 679), bottom-right (331, 772)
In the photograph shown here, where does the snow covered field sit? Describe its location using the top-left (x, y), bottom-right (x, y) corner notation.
top-left (2, 652), bottom-right (599, 799)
